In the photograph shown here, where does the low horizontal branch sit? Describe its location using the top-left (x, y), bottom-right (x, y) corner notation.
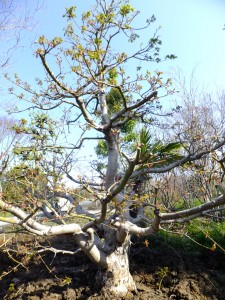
top-left (161, 194), bottom-right (225, 221)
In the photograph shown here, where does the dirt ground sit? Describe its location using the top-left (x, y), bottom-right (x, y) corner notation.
top-left (0, 233), bottom-right (225, 300)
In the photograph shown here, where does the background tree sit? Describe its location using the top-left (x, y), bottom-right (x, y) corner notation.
top-left (0, 0), bottom-right (43, 67)
top-left (160, 70), bottom-right (225, 213)
top-left (2, 113), bottom-right (75, 217)
top-left (0, 116), bottom-right (24, 176)
top-left (1, 1), bottom-right (225, 296)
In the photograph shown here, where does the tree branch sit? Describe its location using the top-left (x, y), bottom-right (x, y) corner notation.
top-left (132, 137), bottom-right (225, 178)
top-left (160, 194), bottom-right (225, 222)
top-left (110, 91), bottom-right (157, 124)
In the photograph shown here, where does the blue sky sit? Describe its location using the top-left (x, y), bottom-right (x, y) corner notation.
top-left (7, 0), bottom-right (224, 89)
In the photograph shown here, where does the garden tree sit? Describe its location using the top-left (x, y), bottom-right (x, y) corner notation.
top-left (161, 70), bottom-right (225, 213)
top-left (2, 0), bottom-right (225, 296)
top-left (2, 163), bottom-right (49, 208)
top-left (12, 113), bottom-right (65, 183)
top-left (0, 116), bottom-right (25, 176)
top-left (6, 113), bottom-right (74, 214)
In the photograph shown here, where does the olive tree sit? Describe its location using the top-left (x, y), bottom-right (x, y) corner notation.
top-left (2, 1), bottom-right (225, 296)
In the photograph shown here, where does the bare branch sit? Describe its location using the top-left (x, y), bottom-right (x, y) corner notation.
top-left (160, 194), bottom-right (225, 222)
top-left (132, 137), bottom-right (225, 178)
top-left (110, 91), bottom-right (158, 124)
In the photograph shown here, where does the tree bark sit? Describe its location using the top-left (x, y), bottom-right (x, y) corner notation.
top-left (96, 247), bottom-right (137, 296)
top-left (95, 227), bottom-right (137, 296)
top-left (94, 215), bottom-right (160, 296)
top-left (105, 130), bottom-right (119, 189)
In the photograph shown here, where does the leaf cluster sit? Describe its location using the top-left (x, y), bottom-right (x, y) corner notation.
top-left (137, 128), bottom-right (183, 167)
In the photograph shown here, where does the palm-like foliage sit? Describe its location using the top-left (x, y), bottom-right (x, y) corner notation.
top-left (138, 128), bottom-right (183, 167)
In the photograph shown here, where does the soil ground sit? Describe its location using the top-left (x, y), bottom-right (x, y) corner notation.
top-left (0, 233), bottom-right (225, 299)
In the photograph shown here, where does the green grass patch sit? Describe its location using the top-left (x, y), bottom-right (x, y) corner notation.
top-left (147, 218), bottom-right (225, 254)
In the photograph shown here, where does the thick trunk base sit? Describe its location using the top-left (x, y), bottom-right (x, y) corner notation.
top-left (95, 251), bottom-right (137, 297)
top-left (96, 269), bottom-right (137, 296)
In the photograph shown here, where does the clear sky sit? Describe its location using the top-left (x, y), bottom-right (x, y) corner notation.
top-left (4, 0), bottom-right (224, 90)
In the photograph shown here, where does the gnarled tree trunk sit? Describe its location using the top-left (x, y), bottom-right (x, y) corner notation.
top-left (95, 227), bottom-right (137, 296)
top-left (91, 214), bottom-right (161, 296)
